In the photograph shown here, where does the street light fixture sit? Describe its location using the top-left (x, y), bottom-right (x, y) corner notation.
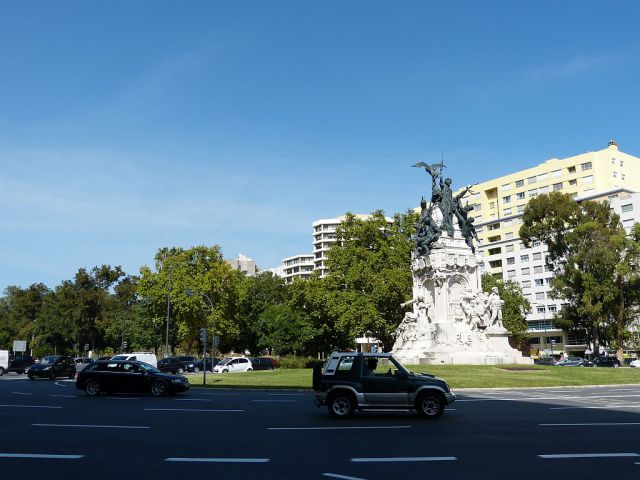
top-left (186, 288), bottom-right (216, 386)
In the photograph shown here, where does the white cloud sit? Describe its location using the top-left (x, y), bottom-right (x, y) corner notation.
top-left (524, 53), bottom-right (617, 82)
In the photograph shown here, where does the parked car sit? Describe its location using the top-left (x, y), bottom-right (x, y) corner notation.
top-left (28, 355), bottom-right (76, 380)
top-left (213, 357), bottom-right (253, 373)
top-left (157, 356), bottom-right (186, 374)
top-left (110, 352), bottom-right (158, 368)
top-left (313, 352), bottom-right (455, 418)
top-left (629, 359), bottom-right (640, 368)
top-left (249, 357), bottom-right (278, 370)
top-left (74, 357), bottom-right (94, 372)
top-left (187, 358), bottom-right (220, 373)
top-left (76, 360), bottom-right (189, 396)
top-left (8, 355), bottom-right (35, 375)
top-left (585, 356), bottom-right (621, 368)
top-left (553, 356), bottom-right (586, 367)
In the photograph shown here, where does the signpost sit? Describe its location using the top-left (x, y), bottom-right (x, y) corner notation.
top-left (13, 340), bottom-right (27, 353)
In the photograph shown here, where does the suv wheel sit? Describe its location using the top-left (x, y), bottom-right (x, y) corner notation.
top-left (177, 367), bottom-right (184, 374)
top-left (327, 391), bottom-right (355, 418)
top-left (151, 380), bottom-right (168, 396)
top-left (0, 367), bottom-right (4, 376)
top-left (193, 367), bottom-right (200, 373)
top-left (416, 392), bottom-right (444, 419)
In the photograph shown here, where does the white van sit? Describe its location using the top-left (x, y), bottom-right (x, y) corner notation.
top-left (110, 352), bottom-right (157, 368)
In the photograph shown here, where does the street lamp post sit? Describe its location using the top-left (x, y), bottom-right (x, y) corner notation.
top-left (165, 262), bottom-right (173, 357)
top-left (187, 289), bottom-right (216, 386)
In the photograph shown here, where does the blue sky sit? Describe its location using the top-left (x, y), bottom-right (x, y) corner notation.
top-left (2, 0), bottom-right (640, 292)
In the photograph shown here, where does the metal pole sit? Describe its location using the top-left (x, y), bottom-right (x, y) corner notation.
top-left (202, 327), bottom-right (207, 385)
top-left (203, 294), bottom-right (215, 382)
top-left (165, 262), bottom-right (172, 357)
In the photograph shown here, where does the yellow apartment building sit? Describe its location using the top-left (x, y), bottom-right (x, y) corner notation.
top-left (459, 140), bottom-right (640, 357)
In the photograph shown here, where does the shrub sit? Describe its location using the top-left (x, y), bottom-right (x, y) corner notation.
top-left (277, 356), bottom-right (324, 369)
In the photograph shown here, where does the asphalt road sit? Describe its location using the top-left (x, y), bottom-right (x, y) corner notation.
top-left (2, 373), bottom-right (640, 479)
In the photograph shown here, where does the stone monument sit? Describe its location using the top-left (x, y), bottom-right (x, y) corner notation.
top-left (392, 161), bottom-right (532, 365)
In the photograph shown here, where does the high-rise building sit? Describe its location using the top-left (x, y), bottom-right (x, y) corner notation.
top-left (461, 141), bottom-right (640, 356)
top-left (226, 254), bottom-right (258, 276)
top-left (282, 254), bottom-right (315, 284)
top-left (312, 214), bottom-right (393, 277)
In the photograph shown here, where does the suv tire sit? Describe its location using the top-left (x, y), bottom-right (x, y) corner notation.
top-left (177, 367), bottom-right (184, 374)
top-left (85, 380), bottom-right (101, 396)
top-left (327, 391), bottom-right (355, 418)
top-left (151, 380), bottom-right (168, 396)
top-left (416, 391), bottom-right (444, 419)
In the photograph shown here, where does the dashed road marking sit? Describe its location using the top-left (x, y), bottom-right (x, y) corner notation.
top-left (351, 456), bottom-right (457, 462)
top-left (269, 426), bottom-right (411, 431)
top-left (165, 457), bottom-right (269, 463)
top-left (539, 453), bottom-right (640, 459)
top-left (0, 453), bottom-right (84, 459)
top-left (32, 424), bottom-right (150, 429)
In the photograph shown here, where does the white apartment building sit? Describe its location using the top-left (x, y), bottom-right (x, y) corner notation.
top-left (312, 214), bottom-right (393, 277)
top-left (282, 254), bottom-right (315, 284)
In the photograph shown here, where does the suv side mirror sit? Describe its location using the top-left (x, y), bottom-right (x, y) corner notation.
top-left (396, 370), bottom-right (408, 380)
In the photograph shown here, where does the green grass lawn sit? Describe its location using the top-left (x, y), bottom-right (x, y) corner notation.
top-left (185, 365), bottom-right (640, 389)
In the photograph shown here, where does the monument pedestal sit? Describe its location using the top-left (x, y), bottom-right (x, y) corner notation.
top-left (391, 220), bottom-right (532, 366)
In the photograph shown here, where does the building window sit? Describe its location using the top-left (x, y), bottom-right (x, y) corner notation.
top-left (620, 159), bottom-right (624, 167)
top-left (569, 179), bottom-right (577, 186)
top-left (516, 192), bottom-right (525, 200)
top-left (474, 203), bottom-right (482, 211)
top-left (522, 280), bottom-right (531, 288)
top-left (547, 305), bottom-right (557, 313)
top-left (568, 166), bottom-right (576, 174)
top-left (537, 173), bottom-right (548, 181)
top-left (622, 173), bottom-right (626, 180)
top-left (621, 204), bottom-right (633, 213)
top-left (551, 169), bottom-right (562, 178)
top-left (528, 189), bottom-right (538, 197)
top-left (535, 278), bottom-right (544, 286)
top-left (506, 257), bottom-right (515, 265)
top-left (534, 265), bottom-right (543, 274)
top-left (613, 171), bottom-right (617, 178)
top-left (502, 183), bottom-right (511, 191)
top-left (582, 175), bottom-right (593, 183)
top-left (505, 232), bottom-right (514, 240)
top-left (489, 260), bottom-right (502, 268)
top-left (545, 264), bottom-right (553, 272)
top-left (533, 252), bottom-right (542, 260)
top-left (506, 244), bottom-right (514, 252)
top-left (504, 219), bottom-right (513, 227)
top-left (521, 267), bottom-right (530, 275)
top-left (535, 292), bottom-right (545, 300)
top-left (502, 196), bottom-right (511, 204)
top-left (527, 176), bottom-right (537, 184)
top-left (504, 208), bottom-right (512, 216)
top-left (516, 179), bottom-right (524, 188)
top-left (520, 254), bottom-right (529, 262)
top-left (507, 269), bottom-right (516, 278)
top-left (553, 182), bottom-right (563, 191)
top-left (536, 305), bottom-right (546, 314)
top-left (539, 185), bottom-right (549, 194)
top-left (518, 204), bottom-right (525, 213)
top-left (490, 202), bottom-right (496, 209)
top-left (581, 162), bottom-right (592, 171)
top-left (532, 241), bottom-right (541, 247)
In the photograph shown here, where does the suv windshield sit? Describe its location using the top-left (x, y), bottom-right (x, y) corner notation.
top-left (139, 363), bottom-right (160, 374)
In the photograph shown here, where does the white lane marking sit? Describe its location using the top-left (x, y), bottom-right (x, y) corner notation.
top-left (0, 405), bottom-right (62, 409)
top-left (106, 397), bottom-right (140, 400)
top-left (33, 424), bottom-right (150, 429)
top-left (323, 473), bottom-right (368, 480)
top-left (352, 456), bottom-right (457, 462)
top-left (541, 422), bottom-right (640, 426)
top-left (269, 426), bottom-right (412, 431)
top-left (175, 398), bottom-right (212, 402)
top-left (253, 399), bottom-right (297, 403)
top-left (539, 453), bottom-right (640, 459)
top-left (165, 457), bottom-right (269, 463)
top-left (199, 392), bottom-right (241, 396)
top-left (50, 395), bottom-right (77, 398)
top-left (0, 453), bottom-right (84, 459)
top-left (459, 394), bottom-right (640, 402)
top-left (144, 408), bottom-right (244, 412)
top-left (11, 392), bottom-right (31, 395)
top-left (550, 405), bottom-right (640, 410)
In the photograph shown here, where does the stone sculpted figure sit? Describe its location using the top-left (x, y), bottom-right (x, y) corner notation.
top-left (440, 177), bottom-right (455, 237)
top-left (487, 287), bottom-right (505, 329)
top-left (394, 313), bottom-right (417, 349)
top-left (412, 161), bottom-right (445, 204)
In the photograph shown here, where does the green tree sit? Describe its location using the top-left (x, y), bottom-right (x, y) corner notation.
top-left (481, 274), bottom-right (531, 351)
top-left (321, 210), bottom-right (417, 351)
top-left (520, 192), bottom-right (640, 360)
top-left (1, 283), bottom-right (51, 351)
top-left (235, 271), bottom-right (289, 354)
top-left (137, 245), bottom-right (243, 356)
top-left (255, 304), bottom-right (315, 355)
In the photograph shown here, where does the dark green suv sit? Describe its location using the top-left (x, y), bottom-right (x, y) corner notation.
top-left (313, 352), bottom-right (455, 419)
